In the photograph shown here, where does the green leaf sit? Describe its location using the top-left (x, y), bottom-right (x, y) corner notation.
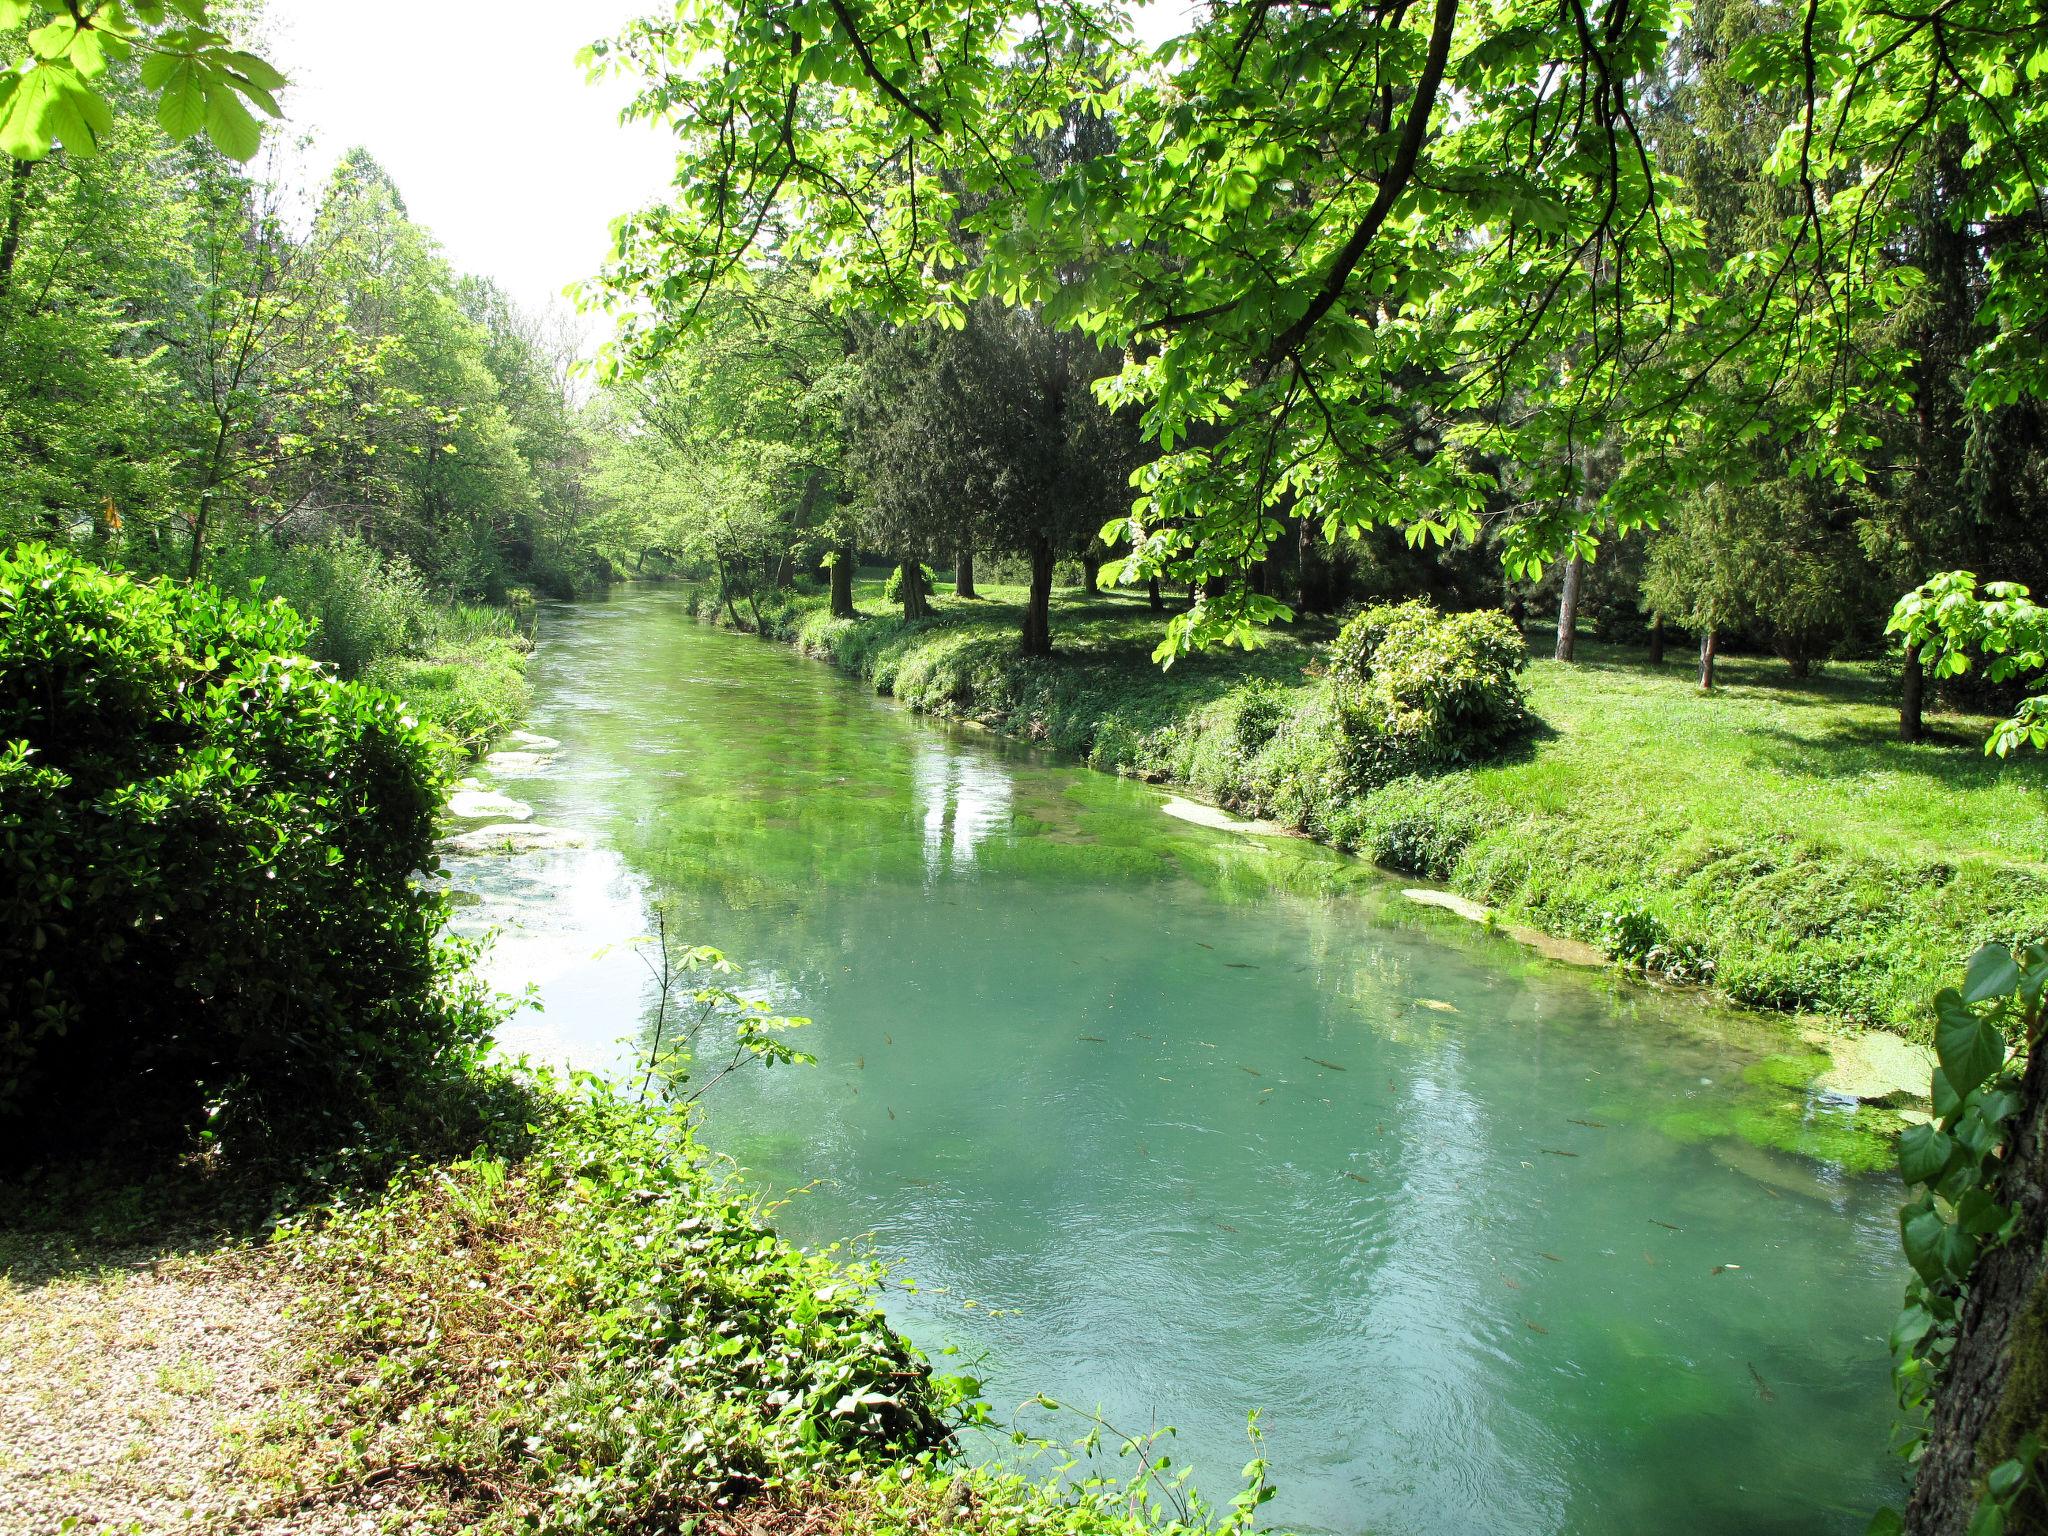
top-left (0, 1), bottom-right (33, 28)
top-left (201, 81), bottom-right (260, 160)
top-left (1987, 1458), bottom-right (2028, 1501)
top-left (1897, 1122), bottom-right (1954, 1185)
top-left (1932, 1066), bottom-right (1962, 1123)
top-left (1935, 989), bottom-right (2006, 1101)
top-left (26, 19), bottom-right (78, 60)
top-left (156, 62), bottom-right (204, 140)
top-left (1963, 943), bottom-right (2021, 1004)
top-left (1866, 1509), bottom-right (1904, 1536)
top-left (1901, 1203), bottom-right (1949, 1283)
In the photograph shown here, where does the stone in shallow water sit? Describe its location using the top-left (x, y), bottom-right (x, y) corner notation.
top-left (1160, 795), bottom-right (1286, 836)
top-left (447, 788), bottom-right (532, 822)
top-left (441, 822), bottom-right (589, 854)
top-left (1810, 1030), bottom-right (1934, 1105)
top-left (1402, 887), bottom-right (1492, 923)
top-left (506, 729), bottom-right (561, 750)
top-left (484, 750), bottom-right (552, 775)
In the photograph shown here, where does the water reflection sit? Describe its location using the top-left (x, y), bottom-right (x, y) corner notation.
top-left (914, 739), bottom-right (1015, 876)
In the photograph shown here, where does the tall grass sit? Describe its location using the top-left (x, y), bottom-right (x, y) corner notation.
top-left (218, 535), bottom-right (531, 758)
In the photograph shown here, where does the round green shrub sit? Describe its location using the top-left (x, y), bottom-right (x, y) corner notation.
top-left (0, 544), bottom-right (494, 1167)
top-left (1327, 599), bottom-right (1530, 788)
top-left (881, 561), bottom-right (938, 604)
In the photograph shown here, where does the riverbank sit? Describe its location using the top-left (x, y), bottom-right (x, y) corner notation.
top-left (702, 577), bottom-right (2048, 1043)
top-left (0, 1079), bottom-right (1257, 1536)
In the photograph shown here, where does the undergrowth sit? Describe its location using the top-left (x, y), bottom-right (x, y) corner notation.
top-left (700, 579), bottom-right (2048, 1041)
top-left (232, 1078), bottom-right (1279, 1536)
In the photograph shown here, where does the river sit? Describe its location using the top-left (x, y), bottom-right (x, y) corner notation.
top-left (442, 585), bottom-right (1910, 1536)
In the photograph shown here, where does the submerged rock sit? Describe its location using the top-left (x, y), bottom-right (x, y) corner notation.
top-left (447, 788), bottom-right (533, 822)
top-left (441, 822), bottom-right (589, 854)
top-left (1402, 887), bottom-right (1491, 924)
top-left (1160, 796), bottom-right (1286, 836)
top-left (1401, 886), bottom-right (1606, 967)
top-left (1809, 1030), bottom-right (1934, 1105)
top-left (484, 750), bottom-right (552, 776)
top-left (506, 729), bottom-right (561, 750)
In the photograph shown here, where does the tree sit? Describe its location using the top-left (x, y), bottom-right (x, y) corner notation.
top-left (844, 300), bottom-right (1139, 652)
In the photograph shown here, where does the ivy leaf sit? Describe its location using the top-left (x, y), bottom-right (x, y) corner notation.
top-left (1935, 989), bottom-right (2006, 1101)
top-left (1901, 1203), bottom-right (1949, 1283)
top-left (1932, 1066), bottom-right (1962, 1123)
top-left (1897, 1122), bottom-right (1954, 1185)
top-left (1887, 1304), bottom-right (1934, 1354)
top-left (1955, 1188), bottom-right (2012, 1238)
top-left (1962, 942), bottom-right (2021, 1004)
top-left (1967, 1495), bottom-right (2006, 1536)
top-left (1866, 1508), bottom-right (1904, 1536)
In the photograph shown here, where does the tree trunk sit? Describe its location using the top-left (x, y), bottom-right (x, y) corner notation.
top-left (1902, 642), bottom-right (1927, 742)
top-left (777, 472), bottom-right (823, 589)
top-left (1698, 629), bottom-right (1718, 690)
top-left (1648, 613), bottom-right (1665, 665)
top-left (897, 557), bottom-right (931, 619)
top-left (1250, 558), bottom-right (1270, 597)
top-left (1554, 552), bottom-right (1584, 662)
top-left (1905, 1045), bottom-right (2048, 1536)
top-left (1147, 578), bottom-right (1163, 613)
top-left (0, 159), bottom-right (30, 303)
top-left (713, 550), bottom-right (740, 624)
top-left (954, 546), bottom-right (976, 599)
top-left (1021, 540), bottom-right (1055, 657)
top-left (1080, 552), bottom-right (1102, 596)
top-left (829, 545), bottom-right (855, 618)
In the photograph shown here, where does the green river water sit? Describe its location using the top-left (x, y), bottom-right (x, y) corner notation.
top-left (444, 586), bottom-right (1911, 1536)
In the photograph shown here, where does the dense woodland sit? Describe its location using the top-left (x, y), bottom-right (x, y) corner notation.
top-left (6, 0), bottom-right (2048, 1534)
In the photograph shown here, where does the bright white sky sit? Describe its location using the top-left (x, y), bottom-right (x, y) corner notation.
top-left (263, 1), bottom-right (1200, 329)
top-left (266, 1), bottom-right (678, 322)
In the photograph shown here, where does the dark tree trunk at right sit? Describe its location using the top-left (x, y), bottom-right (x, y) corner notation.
top-left (1906, 1044), bottom-right (2048, 1536)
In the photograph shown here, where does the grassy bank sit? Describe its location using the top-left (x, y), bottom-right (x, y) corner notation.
top-left (364, 597), bottom-right (533, 761)
top-left (1, 1080), bottom-right (1270, 1536)
top-left (705, 576), bottom-right (2048, 1042)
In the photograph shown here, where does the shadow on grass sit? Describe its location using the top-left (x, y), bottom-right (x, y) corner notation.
top-left (0, 1067), bottom-right (546, 1291)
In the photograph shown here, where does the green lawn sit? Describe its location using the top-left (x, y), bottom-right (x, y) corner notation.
top-left (710, 574), bottom-right (2048, 1038)
top-left (1492, 646), bottom-right (2048, 872)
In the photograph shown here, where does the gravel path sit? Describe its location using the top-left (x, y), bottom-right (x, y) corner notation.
top-left (0, 1241), bottom-right (297, 1536)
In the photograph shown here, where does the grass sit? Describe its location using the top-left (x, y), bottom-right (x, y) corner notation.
top-left (366, 599), bottom-right (533, 763)
top-left (706, 573), bottom-right (2048, 1041)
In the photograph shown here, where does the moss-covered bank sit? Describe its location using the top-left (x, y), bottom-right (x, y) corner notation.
top-left (701, 580), bottom-right (2048, 1043)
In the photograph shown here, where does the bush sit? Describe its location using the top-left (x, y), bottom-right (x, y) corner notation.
top-left (882, 561), bottom-right (938, 604)
top-left (1328, 599), bottom-right (1529, 788)
top-left (259, 535), bottom-right (438, 678)
top-left (0, 544), bottom-right (495, 1167)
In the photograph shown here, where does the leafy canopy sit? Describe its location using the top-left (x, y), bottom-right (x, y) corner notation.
top-left (589, 0), bottom-right (2048, 654)
top-left (0, 0), bottom-right (282, 162)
